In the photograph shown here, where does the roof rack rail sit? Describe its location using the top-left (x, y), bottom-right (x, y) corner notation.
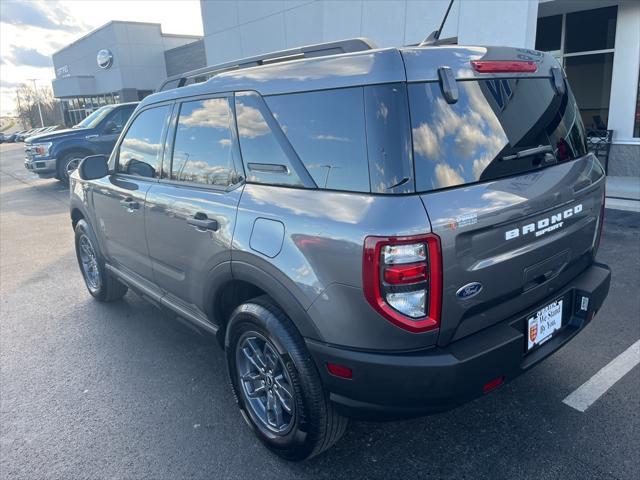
top-left (158, 37), bottom-right (377, 92)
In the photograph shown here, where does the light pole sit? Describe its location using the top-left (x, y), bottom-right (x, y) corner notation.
top-left (28, 79), bottom-right (45, 128)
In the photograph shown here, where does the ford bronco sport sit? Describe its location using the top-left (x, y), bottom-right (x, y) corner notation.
top-left (69, 38), bottom-right (610, 460)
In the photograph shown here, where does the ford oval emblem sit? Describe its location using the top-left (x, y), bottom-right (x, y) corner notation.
top-left (456, 282), bottom-right (483, 300)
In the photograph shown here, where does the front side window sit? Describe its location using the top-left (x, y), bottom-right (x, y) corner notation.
top-left (409, 79), bottom-right (587, 192)
top-left (117, 105), bottom-right (171, 178)
top-left (235, 92), bottom-right (302, 187)
top-left (171, 98), bottom-right (236, 186)
top-left (104, 105), bottom-right (135, 132)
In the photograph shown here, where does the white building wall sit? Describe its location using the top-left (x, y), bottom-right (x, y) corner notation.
top-left (199, 0), bottom-right (639, 164)
top-left (201, 0), bottom-right (537, 66)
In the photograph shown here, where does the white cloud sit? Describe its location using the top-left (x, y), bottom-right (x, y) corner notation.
top-left (434, 163), bottom-right (464, 188)
top-left (412, 123), bottom-right (440, 159)
top-left (0, 0), bottom-right (202, 116)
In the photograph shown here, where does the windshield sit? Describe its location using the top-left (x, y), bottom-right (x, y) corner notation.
top-left (75, 105), bottom-right (115, 129)
top-left (408, 78), bottom-right (588, 192)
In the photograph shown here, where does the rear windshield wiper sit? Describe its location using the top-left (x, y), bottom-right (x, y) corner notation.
top-left (502, 145), bottom-right (556, 164)
top-left (501, 145), bottom-right (554, 162)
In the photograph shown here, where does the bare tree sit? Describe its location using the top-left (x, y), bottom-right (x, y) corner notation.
top-left (15, 84), bottom-right (64, 128)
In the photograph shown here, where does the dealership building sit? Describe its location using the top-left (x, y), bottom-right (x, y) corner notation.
top-left (51, 0), bottom-right (639, 178)
top-left (51, 21), bottom-right (205, 126)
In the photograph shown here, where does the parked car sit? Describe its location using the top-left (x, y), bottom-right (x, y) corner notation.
top-left (5, 130), bottom-right (26, 143)
top-left (24, 103), bottom-right (137, 184)
top-left (0, 133), bottom-right (5, 143)
top-left (69, 39), bottom-right (610, 460)
top-left (16, 128), bottom-right (39, 142)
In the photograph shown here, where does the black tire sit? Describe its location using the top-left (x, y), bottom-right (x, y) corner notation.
top-left (226, 295), bottom-right (348, 461)
top-left (74, 219), bottom-right (127, 302)
top-left (57, 151), bottom-right (86, 185)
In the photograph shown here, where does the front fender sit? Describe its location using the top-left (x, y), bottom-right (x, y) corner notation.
top-left (51, 138), bottom-right (95, 160)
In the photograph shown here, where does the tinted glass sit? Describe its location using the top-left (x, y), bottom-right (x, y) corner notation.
top-left (235, 92), bottom-right (302, 187)
top-left (408, 79), bottom-right (587, 192)
top-left (565, 53), bottom-right (614, 130)
top-left (171, 98), bottom-right (235, 186)
top-left (266, 88), bottom-right (369, 192)
top-left (364, 83), bottom-right (414, 193)
top-left (105, 105), bottom-right (135, 131)
top-left (535, 15), bottom-right (562, 51)
top-left (117, 105), bottom-right (170, 178)
top-left (565, 6), bottom-right (617, 53)
top-left (77, 105), bottom-right (114, 128)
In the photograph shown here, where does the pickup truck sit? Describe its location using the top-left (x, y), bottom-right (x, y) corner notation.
top-left (24, 102), bottom-right (137, 184)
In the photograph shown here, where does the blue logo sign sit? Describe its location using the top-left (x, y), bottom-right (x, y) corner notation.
top-left (456, 282), bottom-right (483, 300)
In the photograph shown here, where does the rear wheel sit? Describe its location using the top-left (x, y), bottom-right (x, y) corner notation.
top-left (74, 219), bottom-right (127, 302)
top-left (58, 152), bottom-right (85, 185)
top-left (226, 296), bottom-right (347, 460)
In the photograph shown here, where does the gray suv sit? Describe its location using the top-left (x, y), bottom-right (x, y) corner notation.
top-left (69, 38), bottom-right (611, 460)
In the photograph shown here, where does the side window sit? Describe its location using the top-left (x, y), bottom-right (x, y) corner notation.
top-left (105, 106), bottom-right (135, 133)
top-left (235, 91), bottom-right (302, 187)
top-left (117, 105), bottom-right (170, 178)
top-left (265, 88), bottom-right (369, 192)
top-left (170, 98), bottom-right (236, 186)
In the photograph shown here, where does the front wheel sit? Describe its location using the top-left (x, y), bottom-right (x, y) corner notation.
top-left (226, 296), bottom-right (347, 461)
top-left (74, 219), bottom-right (127, 302)
top-left (58, 152), bottom-right (85, 185)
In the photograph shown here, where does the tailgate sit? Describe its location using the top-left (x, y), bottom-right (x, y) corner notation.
top-left (421, 157), bottom-right (604, 345)
top-left (404, 47), bottom-right (606, 345)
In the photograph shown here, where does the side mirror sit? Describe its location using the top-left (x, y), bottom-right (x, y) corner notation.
top-left (78, 154), bottom-right (109, 180)
top-left (104, 121), bottom-right (119, 134)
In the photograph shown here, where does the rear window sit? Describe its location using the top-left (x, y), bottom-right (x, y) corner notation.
top-left (409, 78), bottom-right (588, 192)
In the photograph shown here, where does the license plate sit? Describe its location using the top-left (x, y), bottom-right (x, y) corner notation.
top-left (526, 299), bottom-right (563, 351)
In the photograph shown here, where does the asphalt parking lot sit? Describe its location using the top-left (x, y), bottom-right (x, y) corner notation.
top-left (1, 141), bottom-right (639, 480)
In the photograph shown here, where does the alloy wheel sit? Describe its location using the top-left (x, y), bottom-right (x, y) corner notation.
top-left (78, 234), bottom-right (101, 292)
top-left (236, 331), bottom-right (296, 434)
top-left (65, 157), bottom-right (82, 180)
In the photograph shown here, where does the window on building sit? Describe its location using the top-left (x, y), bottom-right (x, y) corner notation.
top-left (117, 105), bottom-right (170, 178)
top-left (565, 53), bottom-right (614, 131)
top-left (265, 88), bottom-right (370, 192)
top-left (235, 91), bottom-right (303, 187)
top-left (536, 6), bottom-right (617, 130)
top-left (565, 6), bottom-right (617, 54)
top-left (535, 15), bottom-right (562, 52)
top-left (170, 98), bottom-right (236, 186)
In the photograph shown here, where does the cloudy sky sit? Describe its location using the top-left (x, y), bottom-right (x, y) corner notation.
top-left (0, 0), bottom-right (203, 116)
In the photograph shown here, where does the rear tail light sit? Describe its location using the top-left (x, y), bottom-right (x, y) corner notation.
top-left (471, 60), bottom-right (537, 73)
top-left (363, 234), bottom-right (442, 333)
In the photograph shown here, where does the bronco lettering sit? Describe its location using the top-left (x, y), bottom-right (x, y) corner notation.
top-left (505, 204), bottom-right (582, 240)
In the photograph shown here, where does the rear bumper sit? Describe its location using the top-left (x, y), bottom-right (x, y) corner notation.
top-left (306, 262), bottom-right (611, 420)
top-left (24, 157), bottom-right (57, 178)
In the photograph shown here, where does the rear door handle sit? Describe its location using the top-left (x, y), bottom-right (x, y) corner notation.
top-left (187, 213), bottom-right (219, 232)
top-left (120, 197), bottom-right (140, 210)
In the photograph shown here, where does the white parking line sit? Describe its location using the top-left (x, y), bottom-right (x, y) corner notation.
top-left (563, 339), bottom-right (640, 412)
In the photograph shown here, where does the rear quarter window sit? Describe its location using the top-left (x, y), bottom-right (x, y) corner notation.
top-left (265, 85), bottom-right (414, 194)
top-left (409, 78), bottom-right (588, 192)
top-left (265, 88), bottom-right (370, 192)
